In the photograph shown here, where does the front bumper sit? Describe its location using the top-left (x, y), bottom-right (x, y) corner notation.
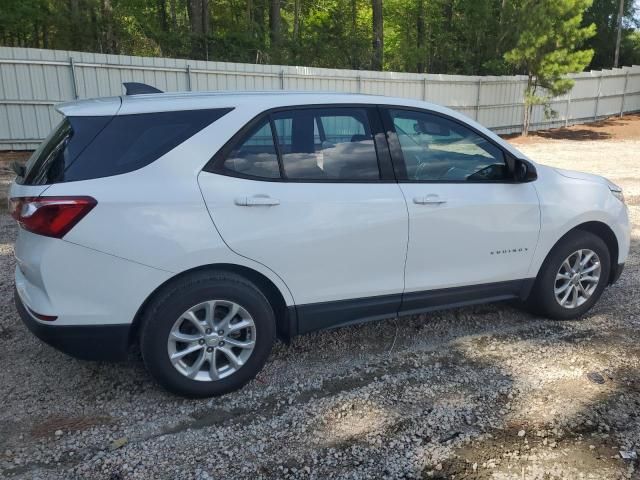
top-left (15, 288), bottom-right (130, 361)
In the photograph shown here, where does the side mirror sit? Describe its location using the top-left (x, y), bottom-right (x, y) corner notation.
top-left (513, 158), bottom-right (537, 183)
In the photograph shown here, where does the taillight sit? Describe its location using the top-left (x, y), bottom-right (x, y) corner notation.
top-left (9, 196), bottom-right (97, 238)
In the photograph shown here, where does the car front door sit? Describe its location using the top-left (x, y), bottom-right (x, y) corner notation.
top-left (381, 107), bottom-right (541, 312)
top-left (199, 105), bottom-right (408, 332)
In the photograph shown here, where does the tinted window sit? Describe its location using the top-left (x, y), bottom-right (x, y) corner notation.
top-left (21, 116), bottom-right (111, 185)
top-left (222, 118), bottom-right (280, 178)
top-left (19, 108), bottom-right (231, 185)
top-left (272, 108), bottom-right (380, 180)
top-left (64, 108), bottom-right (231, 182)
top-left (390, 109), bottom-right (509, 182)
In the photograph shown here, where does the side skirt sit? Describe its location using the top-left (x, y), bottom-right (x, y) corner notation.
top-left (292, 278), bottom-right (535, 336)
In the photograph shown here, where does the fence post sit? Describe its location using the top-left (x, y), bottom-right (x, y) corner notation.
top-left (356, 75), bottom-right (362, 93)
top-left (475, 78), bottom-right (482, 121)
top-left (423, 77), bottom-right (428, 101)
top-left (565, 90), bottom-right (572, 127)
top-left (620, 70), bottom-right (629, 117)
top-left (69, 57), bottom-right (79, 99)
top-left (280, 69), bottom-right (285, 89)
top-left (186, 64), bottom-right (192, 91)
top-left (593, 75), bottom-right (602, 121)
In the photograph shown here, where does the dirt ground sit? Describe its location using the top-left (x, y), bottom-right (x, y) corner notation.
top-left (0, 115), bottom-right (638, 479)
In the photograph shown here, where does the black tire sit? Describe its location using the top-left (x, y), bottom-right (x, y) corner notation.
top-left (140, 271), bottom-right (275, 398)
top-left (527, 230), bottom-right (610, 320)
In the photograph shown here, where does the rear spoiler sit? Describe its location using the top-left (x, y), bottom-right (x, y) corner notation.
top-left (53, 83), bottom-right (162, 116)
top-left (122, 82), bottom-right (163, 95)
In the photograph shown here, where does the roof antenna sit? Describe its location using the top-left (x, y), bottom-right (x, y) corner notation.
top-left (123, 82), bottom-right (163, 95)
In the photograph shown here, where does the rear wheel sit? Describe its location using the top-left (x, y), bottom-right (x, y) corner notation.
top-left (527, 230), bottom-right (610, 320)
top-left (140, 271), bottom-right (275, 397)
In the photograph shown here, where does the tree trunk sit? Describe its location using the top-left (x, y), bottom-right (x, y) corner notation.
top-left (158, 0), bottom-right (168, 32)
top-left (522, 74), bottom-right (535, 136)
top-left (614, 0), bottom-right (624, 67)
top-left (293, 0), bottom-right (300, 41)
top-left (102, 0), bottom-right (116, 54)
top-left (69, 0), bottom-right (81, 48)
top-left (269, 0), bottom-right (281, 63)
top-left (371, 0), bottom-right (383, 70)
top-left (203, 0), bottom-right (209, 60)
top-left (187, 0), bottom-right (209, 59)
top-left (247, 0), bottom-right (254, 34)
top-left (350, 0), bottom-right (358, 68)
top-left (170, 0), bottom-right (177, 28)
top-left (416, 0), bottom-right (424, 73)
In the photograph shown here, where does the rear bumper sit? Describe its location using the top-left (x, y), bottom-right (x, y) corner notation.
top-left (15, 288), bottom-right (130, 361)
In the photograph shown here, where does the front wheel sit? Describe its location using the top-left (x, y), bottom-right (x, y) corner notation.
top-left (527, 230), bottom-right (610, 320)
top-left (140, 271), bottom-right (275, 397)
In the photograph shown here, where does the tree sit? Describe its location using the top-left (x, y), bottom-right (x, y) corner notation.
top-left (371, 0), bottom-right (383, 70)
top-left (505, 0), bottom-right (596, 135)
top-left (582, 0), bottom-right (639, 69)
top-left (187, 0), bottom-right (210, 59)
top-left (269, 0), bottom-right (282, 63)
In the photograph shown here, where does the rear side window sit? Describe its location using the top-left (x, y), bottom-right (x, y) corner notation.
top-left (222, 118), bottom-right (280, 178)
top-left (215, 107), bottom-right (380, 181)
top-left (272, 108), bottom-right (379, 180)
top-left (19, 108), bottom-right (232, 185)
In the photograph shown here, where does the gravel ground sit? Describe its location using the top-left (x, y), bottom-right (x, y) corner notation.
top-left (0, 122), bottom-right (639, 479)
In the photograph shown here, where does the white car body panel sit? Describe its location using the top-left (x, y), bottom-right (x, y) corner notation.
top-left (527, 164), bottom-right (630, 272)
top-left (9, 91), bottom-right (630, 343)
top-left (399, 182), bottom-right (540, 292)
top-left (14, 228), bottom-right (172, 326)
top-left (199, 173), bottom-right (408, 304)
top-left (35, 113), bottom-right (298, 306)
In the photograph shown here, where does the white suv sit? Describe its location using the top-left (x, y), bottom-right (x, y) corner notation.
top-left (10, 87), bottom-right (630, 397)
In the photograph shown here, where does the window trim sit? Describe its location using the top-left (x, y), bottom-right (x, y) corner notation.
top-left (380, 105), bottom-right (520, 184)
top-left (204, 104), bottom-right (396, 183)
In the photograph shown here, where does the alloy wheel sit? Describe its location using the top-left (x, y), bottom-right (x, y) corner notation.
top-left (554, 249), bottom-right (601, 309)
top-left (167, 300), bottom-right (256, 381)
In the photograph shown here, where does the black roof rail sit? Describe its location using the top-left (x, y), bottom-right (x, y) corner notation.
top-left (123, 82), bottom-right (163, 95)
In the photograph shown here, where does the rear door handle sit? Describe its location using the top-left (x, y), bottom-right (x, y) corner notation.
top-left (413, 195), bottom-right (446, 205)
top-left (235, 195), bottom-right (280, 207)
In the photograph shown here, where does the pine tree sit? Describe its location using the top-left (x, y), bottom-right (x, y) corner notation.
top-left (505, 0), bottom-right (596, 135)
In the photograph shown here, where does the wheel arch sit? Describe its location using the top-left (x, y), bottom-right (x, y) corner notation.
top-left (536, 221), bottom-right (619, 285)
top-left (128, 263), bottom-right (296, 348)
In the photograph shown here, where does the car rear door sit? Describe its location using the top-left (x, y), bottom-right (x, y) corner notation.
top-left (198, 105), bottom-right (408, 333)
top-left (381, 107), bottom-right (541, 312)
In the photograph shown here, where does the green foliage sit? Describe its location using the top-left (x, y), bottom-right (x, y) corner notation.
top-left (582, 0), bottom-right (639, 69)
top-left (0, 0), bottom-right (631, 83)
top-left (504, 0), bottom-right (596, 134)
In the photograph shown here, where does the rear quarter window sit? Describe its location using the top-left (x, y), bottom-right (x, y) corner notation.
top-left (19, 108), bottom-right (232, 185)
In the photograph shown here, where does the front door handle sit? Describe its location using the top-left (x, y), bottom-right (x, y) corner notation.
top-left (235, 195), bottom-right (280, 207)
top-left (413, 195), bottom-right (446, 205)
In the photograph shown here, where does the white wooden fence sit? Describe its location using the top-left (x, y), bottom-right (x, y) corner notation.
top-left (1, 46), bottom-right (639, 150)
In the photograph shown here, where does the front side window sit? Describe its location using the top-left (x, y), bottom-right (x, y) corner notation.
top-left (389, 109), bottom-right (509, 182)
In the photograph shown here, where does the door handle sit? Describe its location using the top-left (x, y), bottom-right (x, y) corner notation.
top-left (235, 195), bottom-right (280, 207)
top-left (413, 195), bottom-right (446, 205)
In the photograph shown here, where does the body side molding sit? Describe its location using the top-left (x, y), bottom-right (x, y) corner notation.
top-left (293, 279), bottom-right (535, 334)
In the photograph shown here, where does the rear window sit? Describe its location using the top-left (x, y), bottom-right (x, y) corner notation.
top-left (19, 108), bottom-right (232, 185)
